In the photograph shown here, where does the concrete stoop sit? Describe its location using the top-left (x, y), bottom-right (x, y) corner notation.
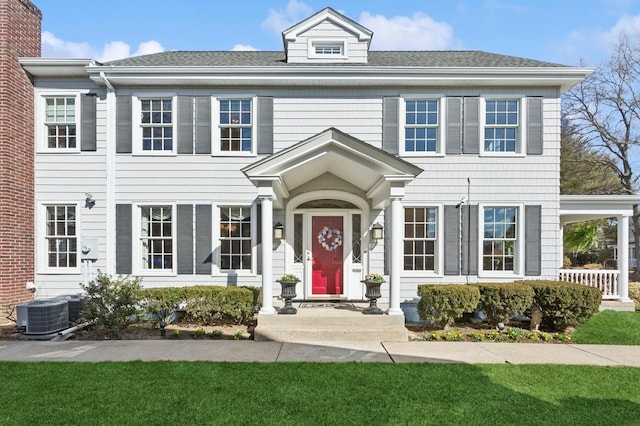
top-left (599, 300), bottom-right (636, 311)
top-left (254, 307), bottom-right (408, 342)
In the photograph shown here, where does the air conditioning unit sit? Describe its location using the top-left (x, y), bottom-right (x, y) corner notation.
top-left (16, 299), bottom-right (70, 334)
top-left (56, 294), bottom-right (83, 324)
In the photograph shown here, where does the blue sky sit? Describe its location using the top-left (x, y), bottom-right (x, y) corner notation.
top-left (34, 0), bottom-right (640, 66)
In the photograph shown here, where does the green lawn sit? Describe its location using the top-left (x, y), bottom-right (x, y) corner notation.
top-left (2, 362), bottom-right (640, 425)
top-left (572, 310), bottom-right (640, 345)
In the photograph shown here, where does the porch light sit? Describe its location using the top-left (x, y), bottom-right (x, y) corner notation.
top-left (273, 222), bottom-right (284, 241)
top-left (371, 223), bottom-right (384, 240)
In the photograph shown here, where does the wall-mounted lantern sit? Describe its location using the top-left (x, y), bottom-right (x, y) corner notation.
top-left (273, 222), bottom-right (284, 242)
top-left (371, 223), bottom-right (384, 240)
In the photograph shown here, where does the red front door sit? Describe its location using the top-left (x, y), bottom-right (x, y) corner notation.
top-left (311, 216), bottom-right (343, 295)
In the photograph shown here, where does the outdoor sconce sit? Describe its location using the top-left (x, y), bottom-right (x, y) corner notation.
top-left (85, 193), bottom-right (95, 209)
top-left (371, 223), bottom-right (384, 240)
top-left (273, 222), bottom-right (284, 241)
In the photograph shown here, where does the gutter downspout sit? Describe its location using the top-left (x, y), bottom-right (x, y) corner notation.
top-left (99, 71), bottom-right (117, 274)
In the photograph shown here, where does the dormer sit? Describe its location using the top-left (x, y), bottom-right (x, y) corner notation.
top-left (282, 7), bottom-right (373, 64)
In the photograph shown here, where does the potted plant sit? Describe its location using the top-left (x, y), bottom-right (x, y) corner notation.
top-left (361, 273), bottom-right (385, 315)
top-left (277, 274), bottom-right (300, 314)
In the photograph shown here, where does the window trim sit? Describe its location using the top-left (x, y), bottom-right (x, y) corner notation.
top-left (132, 93), bottom-right (178, 156)
top-left (399, 95), bottom-right (445, 157)
top-left (479, 95), bottom-right (527, 157)
top-left (212, 96), bottom-right (257, 157)
top-left (36, 91), bottom-right (83, 154)
top-left (401, 204), bottom-right (444, 277)
top-left (477, 203), bottom-right (525, 278)
top-left (132, 203), bottom-right (177, 276)
top-left (212, 202), bottom-right (257, 276)
top-left (307, 38), bottom-right (348, 59)
top-left (38, 202), bottom-right (82, 274)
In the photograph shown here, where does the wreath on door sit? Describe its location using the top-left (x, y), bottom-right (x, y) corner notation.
top-left (317, 226), bottom-right (342, 251)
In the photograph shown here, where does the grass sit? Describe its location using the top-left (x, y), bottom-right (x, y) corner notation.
top-left (2, 362), bottom-right (640, 425)
top-left (572, 310), bottom-right (640, 345)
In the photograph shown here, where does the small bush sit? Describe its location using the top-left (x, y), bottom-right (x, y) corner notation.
top-left (417, 284), bottom-right (480, 328)
top-left (474, 283), bottom-right (534, 326)
top-left (524, 280), bottom-right (602, 331)
top-left (629, 282), bottom-right (640, 311)
top-left (79, 272), bottom-right (143, 329)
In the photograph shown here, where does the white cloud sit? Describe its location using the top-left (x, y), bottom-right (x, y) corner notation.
top-left (231, 44), bottom-right (260, 51)
top-left (41, 31), bottom-right (164, 62)
top-left (359, 12), bottom-right (459, 50)
top-left (261, 0), bottom-right (314, 34)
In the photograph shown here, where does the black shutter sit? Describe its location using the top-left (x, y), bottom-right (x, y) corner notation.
top-left (195, 97), bottom-right (212, 154)
top-left (257, 97), bottom-right (274, 154)
top-left (115, 204), bottom-right (132, 274)
top-left (116, 96), bottom-right (132, 153)
top-left (527, 97), bottom-right (543, 155)
top-left (195, 205), bottom-right (212, 275)
top-left (382, 97), bottom-right (399, 155)
top-left (177, 96), bottom-right (194, 154)
top-left (446, 98), bottom-right (462, 155)
top-left (463, 97), bottom-right (479, 154)
top-left (80, 94), bottom-right (96, 151)
top-left (525, 205), bottom-right (542, 276)
top-left (177, 204), bottom-right (194, 274)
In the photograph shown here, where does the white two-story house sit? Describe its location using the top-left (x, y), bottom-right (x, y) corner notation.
top-left (21, 7), bottom-right (635, 316)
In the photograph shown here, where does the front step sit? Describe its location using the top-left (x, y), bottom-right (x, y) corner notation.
top-left (254, 304), bottom-right (408, 342)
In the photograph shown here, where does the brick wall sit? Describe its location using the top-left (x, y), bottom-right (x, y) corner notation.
top-left (0, 0), bottom-right (41, 310)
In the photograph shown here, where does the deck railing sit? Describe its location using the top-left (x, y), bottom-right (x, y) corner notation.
top-left (558, 269), bottom-right (620, 299)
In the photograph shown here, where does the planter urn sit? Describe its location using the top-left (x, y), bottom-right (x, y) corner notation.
top-left (277, 279), bottom-right (299, 314)
top-left (361, 280), bottom-right (384, 315)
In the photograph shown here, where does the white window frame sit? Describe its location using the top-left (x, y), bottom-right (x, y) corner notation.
top-left (212, 202), bottom-right (257, 276)
top-left (401, 204), bottom-right (444, 277)
top-left (36, 91), bottom-right (83, 153)
top-left (478, 203), bottom-right (524, 278)
top-left (212, 96), bottom-right (257, 157)
top-left (132, 203), bottom-right (177, 276)
top-left (132, 93), bottom-right (178, 156)
top-left (38, 202), bottom-right (82, 274)
top-left (480, 95), bottom-right (527, 157)
top-left (399, 95), bottom-right (445, 157)
top-left (308, 39), bottom-right (348, 59)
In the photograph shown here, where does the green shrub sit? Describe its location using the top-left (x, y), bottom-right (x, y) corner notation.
top-left (629, 282), bottom-right (640, 311)
top-left (141, 286), bottom-right (255, 325)
top-left (523, 280), bottom-right (602, 331)
top-left (474, 283), bottom-right (534, 326)
top-left (417, 284), bottom-right (480, 328)
top-left (79, 272), bottom-right (143, 329)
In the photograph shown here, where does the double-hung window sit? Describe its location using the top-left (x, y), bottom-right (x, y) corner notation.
top-left (219, 206), bottom-right (252, 271)
top-left (140, 98), bottom-right (174, 153)
top-left (217, 99), bottom-right (253, 154)
top-left (483, 99), bottom-right (519, 153)
top-left (140, 205), bottom-right (174, 272)
top-left (402, 98), bottom-right (440, 155)
top-left (45, 205), bottom-right (78, 269)
top-left (482, 207), bottom-right (518, 272)
top-left (38, 94), bottom-right (80, 152)
top-left (404, 207), bottom-right (438, 272)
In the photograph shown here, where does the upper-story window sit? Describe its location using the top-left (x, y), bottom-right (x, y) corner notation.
top-left (37, 93), bottom-right (82, 153)
top-left (402, 98), bottom-right (441, 155)
top-left (483, 99), bottom-right (519, 153)
top-left (140, 98), bottom-right (174, 153)
top-left (217, 99), bottom-right (254, 155)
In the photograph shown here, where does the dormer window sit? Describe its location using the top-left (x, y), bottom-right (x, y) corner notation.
top-left (308, 39), bottom-right (347, 59)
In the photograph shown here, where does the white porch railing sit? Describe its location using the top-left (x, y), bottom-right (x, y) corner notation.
top-left (558, 269), bottom-right (620, 299)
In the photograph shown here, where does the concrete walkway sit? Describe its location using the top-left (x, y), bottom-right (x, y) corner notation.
top-left (0, 340), bottom-right (639, 365)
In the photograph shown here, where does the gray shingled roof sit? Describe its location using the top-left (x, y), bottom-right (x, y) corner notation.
top-left (103, 50), bottom-right (567, 68)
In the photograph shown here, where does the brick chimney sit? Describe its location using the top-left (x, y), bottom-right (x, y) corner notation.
top-left (0, 0), bottom-right (41, 311)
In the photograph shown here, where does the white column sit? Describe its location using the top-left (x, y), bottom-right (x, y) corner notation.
top-left (388, 197), bottom-right (403, 315)
top-left (259, 195), bottom-right (276, 314)
top-left (618, 214), bottom-right (631, 301)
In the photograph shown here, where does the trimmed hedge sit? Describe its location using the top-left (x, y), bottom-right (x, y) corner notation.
top-left (522, 280), bottom-right (602, 331)
top-left (473, 283), bottom-right (534, 326)
top-left (630, 282), bottom-right (640, 311)
top-left (141, 286), bottom-right (255, 325)
top-left (417, 284), bottom-right (480, 328)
